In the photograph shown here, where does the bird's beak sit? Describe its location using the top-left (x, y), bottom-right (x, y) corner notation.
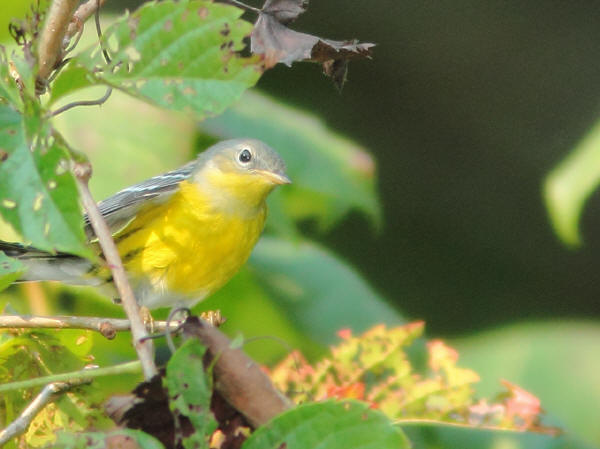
top-left (255, 170), bottom-right (292, 185)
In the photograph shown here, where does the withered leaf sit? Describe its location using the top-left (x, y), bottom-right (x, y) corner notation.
top-left (250, 0), bottom-right (374, 89)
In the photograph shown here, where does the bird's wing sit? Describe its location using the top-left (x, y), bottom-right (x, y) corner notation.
top-left (84, 161), bottom-right (196, 239)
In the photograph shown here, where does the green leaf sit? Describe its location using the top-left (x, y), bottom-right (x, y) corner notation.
top-left (47, 64), bottom-right (95, 105)
top-left (201, 91), bottom-right (381, 231)
top-left (0, 105), bottom-right (90, 257)
top-left (0, 250), bottom-right (24, 292)
top-left (0, 47), bottom-right (21, 108)
top-left (544, 120), bottom-right (600, 246)
top-left (166, 339), bottom-right (217, 449)
top-left (242, 400), bottom-right (410, 449)
top-left (453, 321), bottom-right (600, 447)
top-left (74, 0), bottom-right (261, 121)
top-left (248, 236), bottom-right (403, 344)
top-left (54, 429), bottom-right (165, 449)
top-left (403, 425), bottom-right (593, 449)
top-left (0, 331), bottom-right (109, 447)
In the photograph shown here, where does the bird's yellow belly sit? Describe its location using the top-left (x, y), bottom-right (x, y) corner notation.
top-left (113, 181), bottom-right (266, 308)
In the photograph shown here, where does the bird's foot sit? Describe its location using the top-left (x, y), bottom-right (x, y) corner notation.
top-left (139, 306), bottom-right (155, 333)
top-left (199, 309), bottom-right (226, 327)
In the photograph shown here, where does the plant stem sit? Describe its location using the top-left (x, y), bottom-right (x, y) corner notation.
top-left (0, 361), bottom-right (141, 393)
top-left (73, 161), bottom-right (158, 380)
top-left (0, 314), bottom-right (178, 339)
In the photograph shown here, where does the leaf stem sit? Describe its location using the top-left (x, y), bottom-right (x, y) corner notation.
top-left (73, 162), bottom-right (157, 380)
top-left (47, 87), bottom-right (113, 117)
top-left (0, 361), bottom-right (141, 393)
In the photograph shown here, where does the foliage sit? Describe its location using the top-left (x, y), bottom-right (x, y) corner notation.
top-left (243, 400), bottom-right (409, 449)
top-left (68, 0), bottom-right (262, 121)
top-left (0, 330), bottom-right (110, 448)
top-left (544, 119), bottom-right (600, 246)
top-left (269, 323), bottom-right (558, 435)
top-left (0, 0), bottom-right (591, 448)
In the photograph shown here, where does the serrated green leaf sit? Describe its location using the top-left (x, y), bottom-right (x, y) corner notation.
top-left (544, 119), bottom-right (600, 246)
top-left (202, 91), bottom-right (382, 231)
top-left (74, 0), bottom-right (261, 121)
top-left (166, 339), bottom-right (216, 449)
top-left (53, 429), bottom-right (165, 449)
top-left (0, 105), bottom-right (90, 257)
top-left (248, 236), bottom-right (403, 344)
top-left (243, 400), bottom-right (409, 449)
top-left (0, 250), bottom-right (24, 292)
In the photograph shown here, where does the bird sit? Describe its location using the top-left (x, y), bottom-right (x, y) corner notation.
top-left (0, 138), bottom-right (290, 310)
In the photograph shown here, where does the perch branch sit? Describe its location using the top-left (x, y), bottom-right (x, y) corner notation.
top-left (73, 161), bottom-right (157, 380)
top-left (182, 317), bottom-right (293, 427)
top-left (0, 315), bottom-right (179, 340)
top-left (0, 379), bottom-right (88, 445)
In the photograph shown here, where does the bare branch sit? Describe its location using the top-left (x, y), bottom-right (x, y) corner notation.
top-left (73, 162), bottom-right (157, 380)
top-left (0, 379), bottom-right (87, 445)
top-left (37, 0), bottom-right (79, 90)
top-left (0, 315), bottom-right (180, 339)
top-left (182, 317), bottom-right (293, 427)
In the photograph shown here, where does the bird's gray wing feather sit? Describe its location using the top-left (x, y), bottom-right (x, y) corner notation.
top-left (84, 161), bottom-right (196, 238)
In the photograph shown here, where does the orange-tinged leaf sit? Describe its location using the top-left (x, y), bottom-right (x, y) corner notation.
top-left (268, 322), bottom-right (559, 436)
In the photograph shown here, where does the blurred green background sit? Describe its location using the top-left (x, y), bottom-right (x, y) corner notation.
top-left (2, 1), bottom-right (600, 448)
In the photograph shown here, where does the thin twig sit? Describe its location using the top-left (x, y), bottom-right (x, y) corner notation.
top-left (65, 0), bottom-right (108, 41)
top-left (0, 361), bottom-right (141, 393)
top-left (0, 315), bottom-right (180, 339)
top-left (223, 0), bottom-right (261, 14)
top-left (73, 162), bottom-right (157, 380)
top-left (0, 379), bottom-right (87, 445)
top-left (47, 86), bottom-right (112, 117)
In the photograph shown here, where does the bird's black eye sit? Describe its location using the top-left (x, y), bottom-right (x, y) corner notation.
top-left (239, 148), bottom-right (252, 163)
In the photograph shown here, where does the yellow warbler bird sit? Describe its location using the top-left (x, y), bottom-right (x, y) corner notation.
top-left (0, 138), bottom-right (290, 309)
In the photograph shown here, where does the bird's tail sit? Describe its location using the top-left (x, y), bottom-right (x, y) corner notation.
top-left (0, 241), bottom-right (102, 286)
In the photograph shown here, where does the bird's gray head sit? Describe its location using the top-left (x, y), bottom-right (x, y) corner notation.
top-left (192, 138), bottom-right (291, 213)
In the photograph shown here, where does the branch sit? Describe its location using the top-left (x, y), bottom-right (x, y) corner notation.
top-left (73, 162), bottom-right (158, 380)
top-left (0, 379), bottom-right (87, 445)
top-left (0, 361), bottom-right (141, 394)
top-left (0, 315), bottom-right (179, 339)
top-left (182, 317), bottom-right (293, 427)
top-left (65, 0), bottom-right (108, 42)
top-left (37, 0), bottom-right (109, 93)
top-left (37, 0), bottom-right (79, 89)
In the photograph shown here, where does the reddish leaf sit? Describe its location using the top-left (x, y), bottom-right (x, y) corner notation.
top-left (268, 323), bottom-right (560, 436)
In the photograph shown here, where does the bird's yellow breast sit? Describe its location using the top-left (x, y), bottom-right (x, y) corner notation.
top-left (114, 180), bottom-right (267, 303)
